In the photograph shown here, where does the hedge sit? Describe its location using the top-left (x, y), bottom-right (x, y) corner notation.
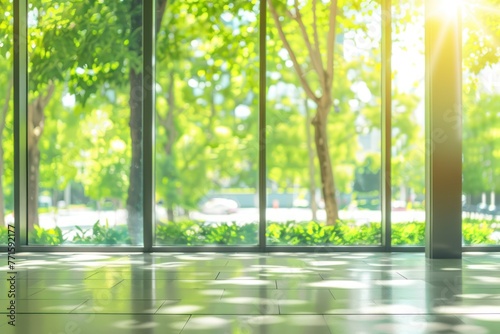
top-left (0, 218), bottom-right (497, 246)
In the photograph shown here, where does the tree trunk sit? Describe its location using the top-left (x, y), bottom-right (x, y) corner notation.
top-left (164, 71), bottom-right (177, 223)
top-left (312, 107), bottom-right (339, 225)
top-left (27, 145), bottom-right (40, 231)
top-left (0, 77), bottom-right (13, 227)
top-left (125, 0), bottom-right (168, 241)
top-left (305, 98), bottom-right (318, 221)
top-left (267, 0), bottom-right (339, 224)
top-left (127, 67), bottom-right (143, 245)
top-left (156, 70), bottom-right (178, 223)
top-left (27, 84), bottom-right (55, 232)
top-left (167, 208), bottom-right (175, 222)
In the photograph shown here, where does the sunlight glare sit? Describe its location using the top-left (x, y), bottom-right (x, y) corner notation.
top-left (437, 0), bottom-right (463, 19)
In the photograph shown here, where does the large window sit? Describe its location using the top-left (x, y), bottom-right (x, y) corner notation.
top-left (26, 1), bottom-right (143, 246)
top-left (391, 0), bottom-right (425, 247)
top-left (6, 0), bottom-right (496, 251)
top-left (154, 1), bottom-right (260, 246)
top-left (462, 0), bottom-right (500, 246)
top-left (265, 0), bottom-right (382, 246)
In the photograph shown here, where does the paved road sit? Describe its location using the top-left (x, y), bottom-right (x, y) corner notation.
top-left (36, 208), bottom-right (427, 231)
top-left (8, 208), bottom-right (498, 242)
top-left (38, 209), bottom-right (128, 229)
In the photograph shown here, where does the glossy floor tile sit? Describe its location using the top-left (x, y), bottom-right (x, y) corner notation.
top-left (180, 315), bottom-right (331, 333)
top-left (0, 314), bottom-right (190, 334)
top-left (2, 252), bottom-right (500, 333)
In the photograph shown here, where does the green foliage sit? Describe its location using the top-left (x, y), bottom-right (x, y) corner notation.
top-left (463, 219), bottom-right (497, 246)
top-left (2, 0), bottom-right (500, 241)
top-left (155, 220), bottom-right (383, 246)
top-left (28, 221), bottom-right (131, 245)
top-left (204, 223), bottom-right (256, 245)
top-left (152, 219), bottom-right (497, 247)
top-left (155, 0), bottom-right (261, 212)
top-left (71, 221), bottom-right (131, 245)
top-left (0, 226), bottom-right (7, 244)
top-left (28, 1), bottom-right (134, 100)
top-left (462, 0), bottom-right (500, 74)
top-left (155, 221), bottom-right (257, 245)
top-left (267, 221), bottom-right (381, 246)
top-left (29, 225), bottom-right (66, 246)
top-left (14, 218), bottom-right (500, 246)
top-left (463, 93), bottom-right (500, 195)
top-left (392, 222), bottom-right (425, 246)
top-left (390, 220), bottom-right (498, 246)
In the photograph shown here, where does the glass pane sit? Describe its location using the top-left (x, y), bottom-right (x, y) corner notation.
top-left (27, 1), bottom-right (143, 246)
top-left (154, 1), bottom-right (259, 246)
top-left (0, 3), bottom-right (14, 245)
top-left (266, 0), bottom-right (382, 246)
top-left (462, 0), bottom-right (500, 246)
top-left (391, 0), bottom-right (425, 246)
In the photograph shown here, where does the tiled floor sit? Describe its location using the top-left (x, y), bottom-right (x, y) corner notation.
top-left (1, 252), bottom-right (500, 333)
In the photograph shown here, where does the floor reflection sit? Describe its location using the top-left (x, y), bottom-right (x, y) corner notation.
top-left (1, 252), bottom-right (500, 333)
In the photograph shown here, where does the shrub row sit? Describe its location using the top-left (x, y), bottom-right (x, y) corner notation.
top-left (0, 218), bottom-right (497, 246)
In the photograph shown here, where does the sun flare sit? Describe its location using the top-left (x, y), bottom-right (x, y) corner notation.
top-left (437, 0), bottom-right (464, 20)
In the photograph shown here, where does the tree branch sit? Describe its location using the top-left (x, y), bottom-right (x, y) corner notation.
top-left (285, 8), bottom-right (295, 19)
top-left (267, 0), bottom-right (318, 103)
top-left (28, 82), bottom-right (55, 150)
top-left (40, 82), bottom-right (56, 109)
top-left (312, 0), bottom-right (322, 67)
top-left (156, 0), bottom-right (168, 34)
top-left (293, 0), bottom-right (325, 88)
top-left (326, 0), bottom-right (338, 92)
top-left (161, 70), bottom-right (177, 156)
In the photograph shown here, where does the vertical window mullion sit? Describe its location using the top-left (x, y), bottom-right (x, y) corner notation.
top-left (143, 0), bottom-right (155, 252)
top-left (259, 0), bottom-right (267, 251)
top-left (381, 0), bottom-right (392, 250)
top-left (14, 0), bottom-right (28, 248)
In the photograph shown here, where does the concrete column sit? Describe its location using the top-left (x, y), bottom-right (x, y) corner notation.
top-left (425, 0), bottom-right (462, 258)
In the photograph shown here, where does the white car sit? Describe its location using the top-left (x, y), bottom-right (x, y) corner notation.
top-left (200, 198), bottom-right (238, 215)
top-left (4, 212), bottom-right (14, 226)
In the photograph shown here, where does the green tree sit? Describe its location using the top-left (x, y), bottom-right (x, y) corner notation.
top-left (463, 94), bottom-right (500, 197)
top-left (268, 0), bottom-right (384, 224)
top-left (155, 1), bottom-right (259, 221)
top-left (26, 1), bottom-right (135, 231)
top-left (38, 88), bottom-right (79, 207)
top-left (462, 0), bottom-right (500, 206)
top-left (23, 1), bottom-right (172, 245)
top-left (268, 0), bottom-right (341, 225)
top-left (392, 91), bottom-right (424, 203)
